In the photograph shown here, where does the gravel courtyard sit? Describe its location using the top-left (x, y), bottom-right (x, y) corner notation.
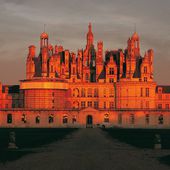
top-left (1, 128), bottom-right (170, 170)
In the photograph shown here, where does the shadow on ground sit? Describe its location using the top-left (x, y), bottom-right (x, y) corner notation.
top-left (0, 128), bottom-right (77, 163)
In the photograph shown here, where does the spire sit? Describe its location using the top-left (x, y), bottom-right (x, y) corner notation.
top-left (86, 22), bottom-right (94, 47)
top-left (88, 23), bottom-right (92, 32)
top-left (44, 24), bottom-right (46, 32)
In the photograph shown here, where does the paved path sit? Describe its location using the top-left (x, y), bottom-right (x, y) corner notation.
top-left (1, 129), bottom-right (170, 170)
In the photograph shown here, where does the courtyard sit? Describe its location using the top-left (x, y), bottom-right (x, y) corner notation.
top-left (0, 128), bottom-right (170, 169)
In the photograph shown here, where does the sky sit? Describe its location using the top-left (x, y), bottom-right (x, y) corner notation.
top-left (0, 0), bottom-right (170, 85)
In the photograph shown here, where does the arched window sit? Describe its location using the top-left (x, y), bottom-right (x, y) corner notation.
top-left (73, 101), bottom-right (79, 109)
top-left (7, 114), bottom-right (12, 124)
top-left (104, 113), bottom-right (109, 123)
top-left (63, 115), bottom-right (68, 124)
top-left (21, 114), bottom-right (26, 123)
top-left (145, 114), bottom-right (149, 125)
top-left (73, 88), bottom-right (79, 97)
top-left (158, 114), bottom-right (163, 124)
top-left (130, 113), bottom-right (135, 124)
top-left (35, 115), bottom-right (40, 124)
top-left (49, 114), bottom-right (54, 124)
top-left (118, 113), bottom-right (122, 124)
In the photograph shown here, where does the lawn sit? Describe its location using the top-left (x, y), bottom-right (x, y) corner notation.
top-left (0, 128), bottom-right (77, 163)
top-left (103, 128), bottom-right (170, 149)
top-left (103, 128), bottom-right (170, 167)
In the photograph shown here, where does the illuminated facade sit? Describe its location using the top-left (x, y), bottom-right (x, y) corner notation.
top-left (0, 23), bottom-right (170, 128)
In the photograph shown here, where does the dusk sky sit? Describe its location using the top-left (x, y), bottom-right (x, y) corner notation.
top-left (0, 0), bottom-right (170, 85)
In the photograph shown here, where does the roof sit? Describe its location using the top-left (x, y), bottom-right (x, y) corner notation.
top-left (8, 85), bottom-right (20, 93)
top-left (98, 69), bottom-right (106, 79)
top-left (133, 57), bottom-right (142, 78)
top-left (156, 86), bottom-right (170, 93)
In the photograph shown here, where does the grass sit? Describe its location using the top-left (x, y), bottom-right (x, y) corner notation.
top-left (159, 155), bottom-right (170, 166)
top-left (103, 128), bottom-right (170, 149)
top-left (0, 128), bottom-right (77, 163)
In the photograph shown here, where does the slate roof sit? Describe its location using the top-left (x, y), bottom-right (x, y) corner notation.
top-left (156, 86), bottom-right (170, 93)
top-left (8, 85), bottom-right (20, 93)
top-left (98, 69), bottom-right (106, 79)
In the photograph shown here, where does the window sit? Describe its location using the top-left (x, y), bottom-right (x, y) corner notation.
top-left (158, 104), bottom-right (162, 109)
top-left (144, 77), bottom-right (147, 82)
top-left (144, 66), bottom-right (147, 74)
top-left (158, 88), bottom-right (162, 93)
top-left (49, 114), bottom-right (54, 124)
top-left (81, 101), bottom-right (86, 108)
top-left (140, 88), bottom-right (143, 97)
top-left (21, 114), bottom-right (26, 123)
top-left (158, 114), bottom-right (163, 124)
top-left (109, 102), bottom-right (114, 109)
top-left (109, 68), bottom-right (114, 75)
top-left (109, 78), bottom-right (114, 83)
top-left (145, 114), bottom-right (149, 125)
top-left (73, 101), bottom-right (79, 109)
top-left (166, 104), bottom-right (169, 109)
top-left (94, 101), bottom-right (99, 109)
top-left (87, 101), bottom-right (92, 107)
top-left (7, 114), bottom-right (12, 124)
top-left (73, 88), bottom-right (79, 97)
top-left (146, 88), bottom-right (149, 97)
top-left (35, 115), bottom-right (40, 124)
top-left (87, 88), bottom-right (92, 97)
top-left (94, 88), bottom-right (99, 97)
top-left (104, 113), bottom-right (109, 123)
top-left (118, 113), bottom-right (122, 124)
top-left (130, 113), bottom-right (135, 124)
top-left (63, 115), bottom-right (68, 124)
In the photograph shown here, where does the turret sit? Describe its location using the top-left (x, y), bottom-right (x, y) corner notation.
top-left (26, 45), bottom-right (35, 79)
top-left (40, 32), bottom-right (48, 49)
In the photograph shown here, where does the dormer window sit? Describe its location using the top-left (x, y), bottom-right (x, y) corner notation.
top-left (144, 66), bottom-right (147, 74)
top-left (109, 68), bottom-right (114, 75)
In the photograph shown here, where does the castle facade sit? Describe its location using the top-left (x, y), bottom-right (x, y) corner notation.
top-left (0, 23), bottom-right (170, 128)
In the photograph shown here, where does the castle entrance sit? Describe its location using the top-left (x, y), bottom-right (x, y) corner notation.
top-left (86, 115), bottom-right (93, 128)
